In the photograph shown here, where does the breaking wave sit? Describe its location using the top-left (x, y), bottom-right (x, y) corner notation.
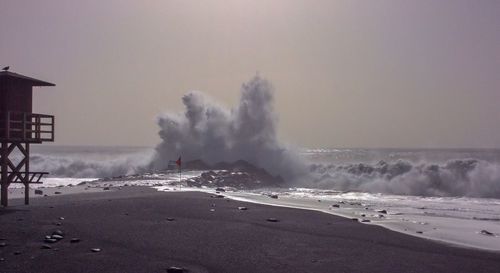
top-left (148, 75), bottom-right (307, 180)
top-left (310, 159), bottom-right (500, 198)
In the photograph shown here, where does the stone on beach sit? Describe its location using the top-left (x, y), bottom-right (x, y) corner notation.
top-left (52, 230), bottom-right (64, 236)
top-left (166, 266), bottom-right (187, 273)
top-left (41, 244), bottom-right (52, 249)
top-left (266, 218), bottom-right (279, 222)
top-left (480, 230), bottom-right (495, 236)
top-left (44, 238), bottom-right (58, 244)
top-left (166, 218), bottom-right (175, 221)
top-left (91, 248), bottom-right (101, 253)
top-left (238, 206), bottom-right (248, 210)
top-left (70, 238), bottom-right (81, 243)
top-left (0, 242), bottom-right (7, 247)
top-left (51, 234), bottom-right (64, 240)
top-left (35, 189), bottom-right (43, 195)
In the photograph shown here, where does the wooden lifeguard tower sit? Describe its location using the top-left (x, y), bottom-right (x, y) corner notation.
top-left (0, 70), bottom-right (55, 207)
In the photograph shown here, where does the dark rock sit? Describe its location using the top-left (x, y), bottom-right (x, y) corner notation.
top-left (238, 207), bottom-right (248, 210)
top-left (216, 195), bottom-right (224, 198)
top-left (41, 244), bottom-right (52, 249)
top-left (0, 242), bottom-right (7, 247)
top-left (54, 191), bottom-right (62, 195)
top-left (166, 266), bottom-right (187, 273)
top-left (0, 258), bottom-right (4, 262)
top-left (91, 248), bottom-right (101, 253)
top-left (54, 222), bottom-right (62, 226)
top-left (351, 218), bottom-right (358, 221)
top-left (13, 251), bottom-right (21, 255)
top-left (331, 204), bottom-right (340, 208)
top-left (52, 230), bottom-right (64, 236)
top-left (416, 231), bottom-right (423, 234)
top-left (266, 218), bottom-right (279, 222)
top-left (376, 209), bottom-right (387, 214)
top-left (215, 187), bottom-right (225, 192)
top-left (70, 238), bottom-right (81, 243)
top-left (103, 187), bottom-right (110, 191)
top-left (51, 234), bottom-right (64, 240)
top-left (166, 218), bottom-right (175, 221)
top-left (361, 219), bottom-right (371, 223)
top-left (34, 189), bottom-right (43, 195)
top-left (77, 181), bottom-right (87, 186)
top-left (480, 230), bottom-right (495, 236)
top-left (44, 238), bottom-right (58, 244)
top-left (59, 217), bottom-right (65, 220)
top-left (269, 194), bottom-right (278, 199)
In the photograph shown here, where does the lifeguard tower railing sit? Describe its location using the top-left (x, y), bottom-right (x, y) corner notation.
top-left (0, 111), bottom-right (54, 142)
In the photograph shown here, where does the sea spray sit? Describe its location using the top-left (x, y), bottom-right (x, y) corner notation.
top-left (149, 75), bottom-right (308, 180)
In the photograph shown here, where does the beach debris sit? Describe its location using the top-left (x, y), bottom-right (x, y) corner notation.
top-left (70, 238), bottom-right (81, 243)
top-left (34, 189), bottom-right (43, 195)
top-left (480, 230), bottom-right (495, 236)
top-left (416, 231), bottom-right (423, 234)
top-left (269, 194), bottom-right (278, 199)
top-left (361, 219), bottom-right (371, 223)
top-left (41, 244), bottom-right (52, 249)
top-left (103, 187), bottom-right (110, 191)
top-left (238, 206), bottom-right (248, 210)
top-left (331, 204), bottom-right (340, 208)
top-left (350, 218), bottom-right (358, 221)
top-left (338, 201), bottom-right (345, 204)
top-left (376, 209), bottom-right (387, 214)
top-left (59, 217), bottom-right (65, 220)
top-left (210, 209), bottom-right (216, 212)
top-left (166, 218), bottom-right (175, 221)
top-left (53, 221), bottom-right (62, 226)
top-left (54, 191), bottom-right (62, 195)
top-left (266, 218), bottom-right (279, 222)
top-left (215, 187), bottom-right (225, 192)
top-left (91, 248), bottom-right (101, 253)
top-left (166, 266), bottom-right (187, 273)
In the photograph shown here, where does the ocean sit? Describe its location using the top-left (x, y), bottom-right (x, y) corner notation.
top-left (17, 145), bottom-right (500, 251)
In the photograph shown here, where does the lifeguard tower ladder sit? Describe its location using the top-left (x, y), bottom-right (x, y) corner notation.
top-left (0, 70), bottom-right (55, 207)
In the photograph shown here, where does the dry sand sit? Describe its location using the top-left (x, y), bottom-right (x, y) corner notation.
top-left (1, 186), bottom-right (500, 273)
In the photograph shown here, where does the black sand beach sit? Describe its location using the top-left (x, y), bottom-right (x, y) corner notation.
top-left (1, 187), bottom-right (500, 273)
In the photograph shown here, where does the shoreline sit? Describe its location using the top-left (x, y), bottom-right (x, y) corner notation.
top-left (2, 186), bottom-right (500, 272)
top-left (8, 183), bottom-right (500, 253)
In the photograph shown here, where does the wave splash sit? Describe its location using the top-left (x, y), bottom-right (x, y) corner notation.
top-left (148, 75), bottom-right (307, 180)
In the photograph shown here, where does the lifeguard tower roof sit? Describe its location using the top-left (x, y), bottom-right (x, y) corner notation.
top-left (0, 71), bottom-right (55, 87)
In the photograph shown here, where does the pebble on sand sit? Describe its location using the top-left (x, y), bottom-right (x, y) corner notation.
top-left (0, 242), bottom-right (7, 247)
top-left (52, 230), bottom-right (64, 236)
top-left (91, 248), bottom-right (101, 253)
top-left (480, 230), bottom-right (495, 236)
top-left (70, 238), bottom-right (81, 243)
top-left (266, 218), bottom-right (279, 222)
top-left (167, 266), bottom-right (187, 273)
top-left (41, 244), bottom-right (52, 249)
top-left (166, 218), bottom-right (175, 221)
top-left (238, 207), bottom-right (248, 210)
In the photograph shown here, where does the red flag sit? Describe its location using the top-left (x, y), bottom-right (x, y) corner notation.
top-left (176, 156), bottom-right (181, 167)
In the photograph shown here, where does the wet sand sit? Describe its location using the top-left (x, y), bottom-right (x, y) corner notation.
top-left (1, 186), bottom-right (500, 273)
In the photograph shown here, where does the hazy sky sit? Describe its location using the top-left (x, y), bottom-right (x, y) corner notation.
top-left (1, 0), bottom-right (499, 148)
